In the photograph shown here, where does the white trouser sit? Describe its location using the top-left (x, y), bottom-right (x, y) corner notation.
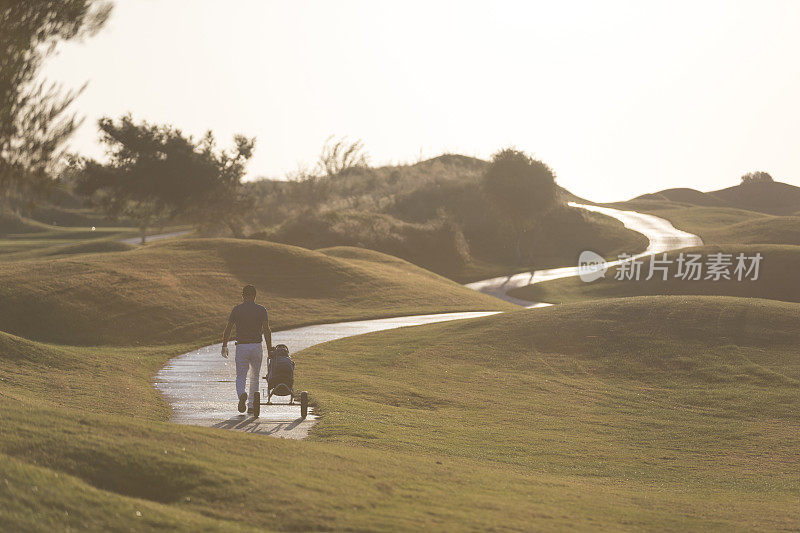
top-left (235, 343), bottom-right (263, 407)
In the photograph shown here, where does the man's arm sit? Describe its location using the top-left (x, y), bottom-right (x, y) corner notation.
top-left (221, 320), bottom-right (234, 357)
top-left (263, 319), bottom-right (272, 351)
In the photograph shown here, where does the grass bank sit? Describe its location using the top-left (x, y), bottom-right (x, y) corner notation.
top-left (2, 296), bottom-right (798, 530)
top-left (508, 244), bottom-right (800, 305)
top-left (259, 206), bottom-right (648, 283)
top-left (609, 200), bottom-right (800, 247)
top-left (0, 238), bottom-right (514, 346)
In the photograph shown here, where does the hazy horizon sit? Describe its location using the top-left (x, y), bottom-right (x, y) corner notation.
top-left (41, 0), bottom-right (800, 202)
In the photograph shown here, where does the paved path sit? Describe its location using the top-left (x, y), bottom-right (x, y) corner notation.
top-left (464, 202), bottom-right (703, 306)
top-left (154, 312), bottom-right (499, 439)
top-left (154, 204), bottom-right (702, 439)
top-left (120, 230), bottom-right (191, 245)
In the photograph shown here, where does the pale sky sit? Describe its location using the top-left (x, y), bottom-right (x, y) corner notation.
top-left (42, 0), bottom-right (800, 202)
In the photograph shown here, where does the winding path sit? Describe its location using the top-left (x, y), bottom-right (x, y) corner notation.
top-left (120, 230), bottom-right (191, 245)
top-left (155, 313), bottom-right (498, 438)
top-left (464, 203), bottom-right (703, 306)
top-left (153, 204), bottom-right (702, 439)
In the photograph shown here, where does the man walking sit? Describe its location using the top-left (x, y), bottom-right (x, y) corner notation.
top-left (221, 285), bottom-right (273, 414)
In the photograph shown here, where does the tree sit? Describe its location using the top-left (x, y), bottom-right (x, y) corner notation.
top-left (76, 115), bottom-right (255, 241)
top-left (482, 148), bottom-right (558, 264)
top-left (0, 0), bottom-right (111, 213)
top-left (316, 135), bottom-right (369, 177)
top-left (740, 171), bottom-right (773, 184)
top-left (189, 130), bottom-right (256, 238)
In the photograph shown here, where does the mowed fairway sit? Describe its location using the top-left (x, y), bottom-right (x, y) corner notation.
top-left (610, 202), bottom-right (769, 239)
top-left (700, 216), bottom-right (800, 246)
top-left (1, 234), bottom-right (798, 530)
top-left (0, 238), bottom-right (515, 530)
top-left (608, 201), bottom-right (800, 247)
top-left (0, 238), bottom-right (515, 345)
top-left (295, 296), bottom-right (800, 529)
top-left (509, 244), bottom-right (800, 305)
top-left (3, 295), bottom-right (799, 530)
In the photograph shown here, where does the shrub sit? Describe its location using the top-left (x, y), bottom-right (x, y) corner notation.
top-left (251, 210), bottom-right (471, 271)
top-left (740, 171), bottom-right (774, 184)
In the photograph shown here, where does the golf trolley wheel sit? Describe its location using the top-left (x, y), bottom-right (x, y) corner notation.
top-left (252, 391), bottom-right (260, 418)
top-left (300, 391), bottom-right (308, 419)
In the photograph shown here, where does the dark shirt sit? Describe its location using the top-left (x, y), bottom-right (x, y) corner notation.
top-left (228, 301), bottom-right (268, 344)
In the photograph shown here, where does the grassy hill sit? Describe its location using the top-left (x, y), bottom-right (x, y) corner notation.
top-left (0, 225), bottom-right (141, 257)
top-left (7, 154), bottom-right (646, 282)
top-left (248, 154), bottom-right (647, 282)
top-left (258, 205), bottom-right (647, 282)
top-left (608, 199), bottom-right (800, 247)
top-left (608, 204), bottom-right (769, 241)
top-left (0, 238), bottom-right (515, 345)
top-left (635, 187), bottom-right (729, 207)
top-left (2, 296), bottom-right (798, 529)
top-left (0, 212), bottom-right (56, 235)
top-left (702, 216), bottom-right (800, 246)
top-left (0, 203), bottom-right (141, 258)
top-left (711, 180), bottom-right (800, 215)
top-left (617, 181), bottom-right (800, 247)
top-left (632, 180), bottom-right (800, 215)
top-left (299, 296), bottom-right (800, 528)
top-left (509, 244), bottom-right (800, 305)
top-left (649, 206), bottom-right (768, 238)
top-left (1, 182), bottom-right (132, 235)
top-left (253, 210), bottom-right (472, 277)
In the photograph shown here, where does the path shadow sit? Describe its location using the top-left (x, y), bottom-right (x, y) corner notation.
top-left (212, 415), bottom-right (307, 435)
top-left (498, 270), bottom-right (535, 288)
top-left (212, 415), bottom-right (252, 430)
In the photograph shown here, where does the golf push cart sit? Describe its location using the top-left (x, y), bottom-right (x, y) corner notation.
top-left (251, 344), bottom-right (308, 419)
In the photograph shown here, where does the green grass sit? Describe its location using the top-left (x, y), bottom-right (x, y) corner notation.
top-left (3, 171), bottom-right (797, 529)
top-left (450, 209), bottom-right (648, 282)
top-left (634, 187), bottom-right (729, 207)
top-left (249, 152), bottom-right (647, 283)
top-left (644, 206), bottom-right (767, 239)
top-left (0, 212), bottom-right (56, 235)
top-left (262, 204), bottom-right (648, 284)
top-left (710, 180), bottom-right (800, 215)
top-left (0, 452), bottom-right (240, 531)
top-left (608, 201), bottom-right (768, 239)
top-left (0, 226), bottom-right (139, 258)
top-left (702, 216), bottom-right (800, 246)
top-left (0, 238), bottom-right (515, 345)
top-left (555, 209), bottom-right (649, 262)
top-left (298, 296), bottom-right (800, 528)
top-left (0, 213), bottom-right (190, 260)
top-left (0, 238), bottom-right (137, 261)
top-left (1, 296), bottom-right (798, 530)
top-left (446, 207), bottom-right (647, 281)
top-left (609, 199), bottom-right (800, 247)
top-left (256, 210), bottom-right (475, 279)
top-left (629, 181), bottom-right (800, 216)
top-left (509, 244), bottom-right (800, 305)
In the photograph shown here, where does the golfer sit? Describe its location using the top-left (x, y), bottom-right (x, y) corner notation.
top-left (221, 285), bottom-right (273, 414)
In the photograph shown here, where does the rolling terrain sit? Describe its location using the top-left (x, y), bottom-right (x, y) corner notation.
top-left (1, 172), bottom-right (798, 530)
top-left (633, 180), bottom-right (800, 215)
top-left (0, 235), bottom-right (518, 530)
top-left (509, 244), bottom-right (800, 305)
top-left (2, 296), bottom-right (798, 530)
top-left (0, 238), bottom-right (514, 346)
top-left (614, 180), bottom-right (800, 247)
top-left (250, 155), bottom-right (648, 282)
